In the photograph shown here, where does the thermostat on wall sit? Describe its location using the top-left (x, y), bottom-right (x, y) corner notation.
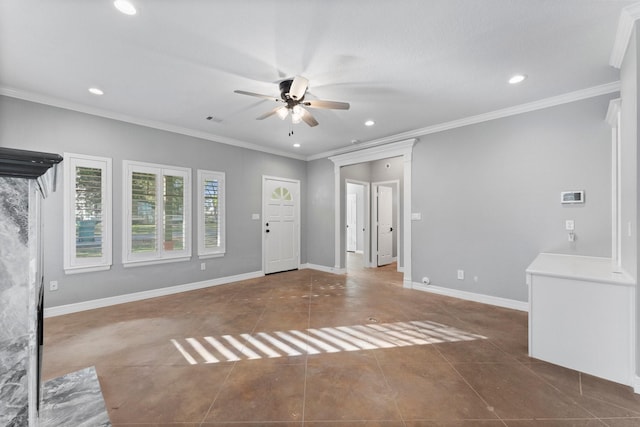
top-left (561, 190), bottom-right (584, 204)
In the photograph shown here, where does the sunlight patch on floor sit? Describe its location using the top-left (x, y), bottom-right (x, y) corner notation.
top-left (171, 319), bottom-right (486, 365)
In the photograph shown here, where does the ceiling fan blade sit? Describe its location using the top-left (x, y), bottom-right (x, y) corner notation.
top-left (234, 90), bottom-right (280, 102)
top-left (301, 108), bottom-right (319, 127)
top-left (289, 76), bottom-right (309, 101)
top-left (303, 99), bottom-right (350, 110)
top-left (256, 106), bottom-right (283, 120)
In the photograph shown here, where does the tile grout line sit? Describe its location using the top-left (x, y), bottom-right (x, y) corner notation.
top-left (301, 278), bottom-right (312, 425)
top-left (426, 333), bottom-right (508, 427)
top-left (514, 354), bottom-right (609, 422)
top-left (198, 360), bottom-right (238, 426)
top-left (198, 302), bottom-right (269, 426)
top-left (371, 350), bottom-right (408, 427)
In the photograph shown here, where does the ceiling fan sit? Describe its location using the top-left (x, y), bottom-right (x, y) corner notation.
top-left (233, 76), bottom-right (350, 127)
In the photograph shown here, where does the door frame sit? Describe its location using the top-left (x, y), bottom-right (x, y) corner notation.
top-left (372, 180), bottom-right (400, 271)
top-left (329, 138), bottom-right (415, 288)
top-left (345, 179), bottom-right (370, 267)
top-left (261, 175), bottom-right (301, 274)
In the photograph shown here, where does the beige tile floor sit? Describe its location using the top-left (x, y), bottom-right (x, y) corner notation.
top-left (43, 254), bottom-right (640, 426)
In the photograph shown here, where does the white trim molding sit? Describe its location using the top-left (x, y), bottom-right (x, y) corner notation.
top-left (44, 271), bottom-right (264, 317)
top-left (610, 2), bottom-right (640, 69)
top-left (412, 282), bottom-right (529, 312)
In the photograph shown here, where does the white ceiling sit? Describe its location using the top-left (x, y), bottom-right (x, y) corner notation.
top-left (0, 0), bottom-right (634, 160)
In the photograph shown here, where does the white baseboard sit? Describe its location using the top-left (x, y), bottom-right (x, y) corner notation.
top-left (300, 263), bottom-right (346, 274)
top-left (633, 375), bottom-right (640, 394)
top-left (412, 282), bottom-right (529, 312)
top-left (44, 271), bottom-right (264, 318)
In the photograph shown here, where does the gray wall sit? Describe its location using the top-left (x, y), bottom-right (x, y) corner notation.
top-left (621, 27), bottom-right (638, 280)
top-left (306, 158), bottom-right (335, 268)
top-left (0, 91), bottom-right (617, 309)
top-left (412, 94), bottom-right (614, 302)
top-left (620, 25), bottom-right (640, 380)
top-left (0, 96), bottom-right (307, 308)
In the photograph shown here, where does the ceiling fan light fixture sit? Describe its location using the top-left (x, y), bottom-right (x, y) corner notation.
top-left (291, 112), bottom-right (303, 124)
top-left (276, 107), bottom-right (289, 120)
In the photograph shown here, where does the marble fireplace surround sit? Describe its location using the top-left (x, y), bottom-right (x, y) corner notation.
top-left (0, 148), bottom-right (111, 426)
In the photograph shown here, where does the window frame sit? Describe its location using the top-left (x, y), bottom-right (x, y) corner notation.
top-left (197, 169), bottom-right (226, 259)
top-left (123, 160), bottom-right (192, 267)
top-left (63, 152), bottom-right (112, 274)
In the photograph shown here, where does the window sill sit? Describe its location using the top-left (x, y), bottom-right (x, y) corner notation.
top-left (123, 256), bottom-right (191, 268)
top-left (198, 252), bottom-right (225, 260)
top-left (64, 264), bottom-right (111, 275)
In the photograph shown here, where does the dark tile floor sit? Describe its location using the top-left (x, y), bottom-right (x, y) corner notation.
top-left (43, 255), bottom-right (640, 426)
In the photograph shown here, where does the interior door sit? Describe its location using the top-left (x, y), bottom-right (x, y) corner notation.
top-left (346, 193), bottom-right (357, 252)
top-left (377, 185), bottom-right (393, 266)
top-left (263, 177), bottom-right (299, 274)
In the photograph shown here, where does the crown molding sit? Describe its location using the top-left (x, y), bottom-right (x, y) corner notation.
top-left (1, 82), bottom-right (620, 164)
top-left (610, 2), bottom-right (640, 69)
top-left (0, 87), bottom-right (307, 161)
top-left (308, 82), bottom-right (621, 161)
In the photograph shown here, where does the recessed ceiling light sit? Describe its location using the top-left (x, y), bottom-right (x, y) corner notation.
top-left (508, 74), bottom-right (527, 84)
top-left (364, 120), bottom-right (375, 127)
top-left (114, 0), bottom-right (137, 15)
top-left (88, 87), bottom-right (104, 96)
top-left (293, 143), bottom-right (300, 148)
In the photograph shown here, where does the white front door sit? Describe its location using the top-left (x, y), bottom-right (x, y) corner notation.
top-left (377, 185), bottom-right (393, 266)
top-left (263, 177), bottom-right (299, 274)
top-left (346, 193), bottom-right (357, 252)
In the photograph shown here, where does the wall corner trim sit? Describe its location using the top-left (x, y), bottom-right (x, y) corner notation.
top-left (633, 375), bottom-right (640, 394)
top-left (610, 3), bottom-right (640, 68)
top-left (412, 283), bottom-right (529, 312)
top-left (44, 271), bottom-right (264, 317)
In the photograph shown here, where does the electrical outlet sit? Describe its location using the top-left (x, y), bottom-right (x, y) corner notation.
top-left (49, 280), bottom-right (58, 291)
top-left (457, 270), bottom-right (464, 280)
top-left (200, 262), bottom-right (206, 271)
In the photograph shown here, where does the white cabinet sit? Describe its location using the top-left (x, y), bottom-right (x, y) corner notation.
top-left (526, 253), bottom-right (635, 386)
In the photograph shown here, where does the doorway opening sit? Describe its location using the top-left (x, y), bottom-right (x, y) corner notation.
top-left (345, 180), bottom-right (369, 273)
top-left (332, 140), bottom-right (415, 281)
